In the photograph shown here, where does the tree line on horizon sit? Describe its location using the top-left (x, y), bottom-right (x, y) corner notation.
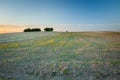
top-left (24, 28), bottom-right (54, 32)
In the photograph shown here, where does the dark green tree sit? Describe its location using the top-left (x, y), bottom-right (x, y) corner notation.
top-left (24, 28), bottom-right (32, 32)
top-left (31, 28), bottom-right (41, 32)
top-left (24, 28), bottom-right (41, 32)
top-left (44, 28), bottom-right (54, 32)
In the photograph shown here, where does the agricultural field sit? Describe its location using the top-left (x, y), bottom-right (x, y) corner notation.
top-left (0, 32), bottom-right (120, 80)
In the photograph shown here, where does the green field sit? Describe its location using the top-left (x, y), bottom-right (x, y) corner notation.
top-left (0, 32), bottom-right (120, 80)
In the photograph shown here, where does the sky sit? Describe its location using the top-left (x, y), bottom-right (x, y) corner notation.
top-left (0, 0), bottom-right (120, 33)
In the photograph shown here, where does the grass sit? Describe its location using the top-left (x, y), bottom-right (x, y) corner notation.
top-left (0, 32), bottom-right (120, 80)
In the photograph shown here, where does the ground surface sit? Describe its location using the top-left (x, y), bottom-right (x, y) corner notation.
top-left (0, 32), bottom-right (120, 80)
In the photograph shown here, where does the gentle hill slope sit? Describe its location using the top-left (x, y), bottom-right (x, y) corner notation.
top-left (0, 32), bottom-right (120, 80)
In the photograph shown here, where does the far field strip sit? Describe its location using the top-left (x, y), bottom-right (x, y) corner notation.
top-left (0, 32), bottom-right (59, 43)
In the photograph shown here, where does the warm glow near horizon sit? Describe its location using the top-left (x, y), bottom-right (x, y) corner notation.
top-left (0, 25), bottom-right (25, 34)
top-left (0, 28), bottom-right (23, 34)
top-left (0, 24), bottom-right (65, 34)
top-left (0, 24), bottom-right (120, 34)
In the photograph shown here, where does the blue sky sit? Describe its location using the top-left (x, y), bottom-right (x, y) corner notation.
top-left (0, 0), bottom-right (120, 31)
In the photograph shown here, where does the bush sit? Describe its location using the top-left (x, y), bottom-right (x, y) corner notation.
top-left (24, 28), bottom-right (41, 32)
top-left (44, 28), bottom-right (53, 32)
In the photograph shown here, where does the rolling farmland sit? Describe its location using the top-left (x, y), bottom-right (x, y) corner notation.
top-left (0, 32), bottom-right (120, 80)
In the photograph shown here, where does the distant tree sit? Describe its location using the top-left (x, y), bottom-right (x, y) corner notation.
top-left (24, 28), bottom-right (32, 32)
top-left (31, 28), bottom-right (41, 32)
top-left (44, 28), bottom-right (54, 32)
top-left (24, 28), bottom-right (41, 32)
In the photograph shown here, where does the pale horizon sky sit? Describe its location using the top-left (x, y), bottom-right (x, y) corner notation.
top-left (0, 0), bottom-right (120, 33)
top-left (0, 24), bottom-right (120, 34)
